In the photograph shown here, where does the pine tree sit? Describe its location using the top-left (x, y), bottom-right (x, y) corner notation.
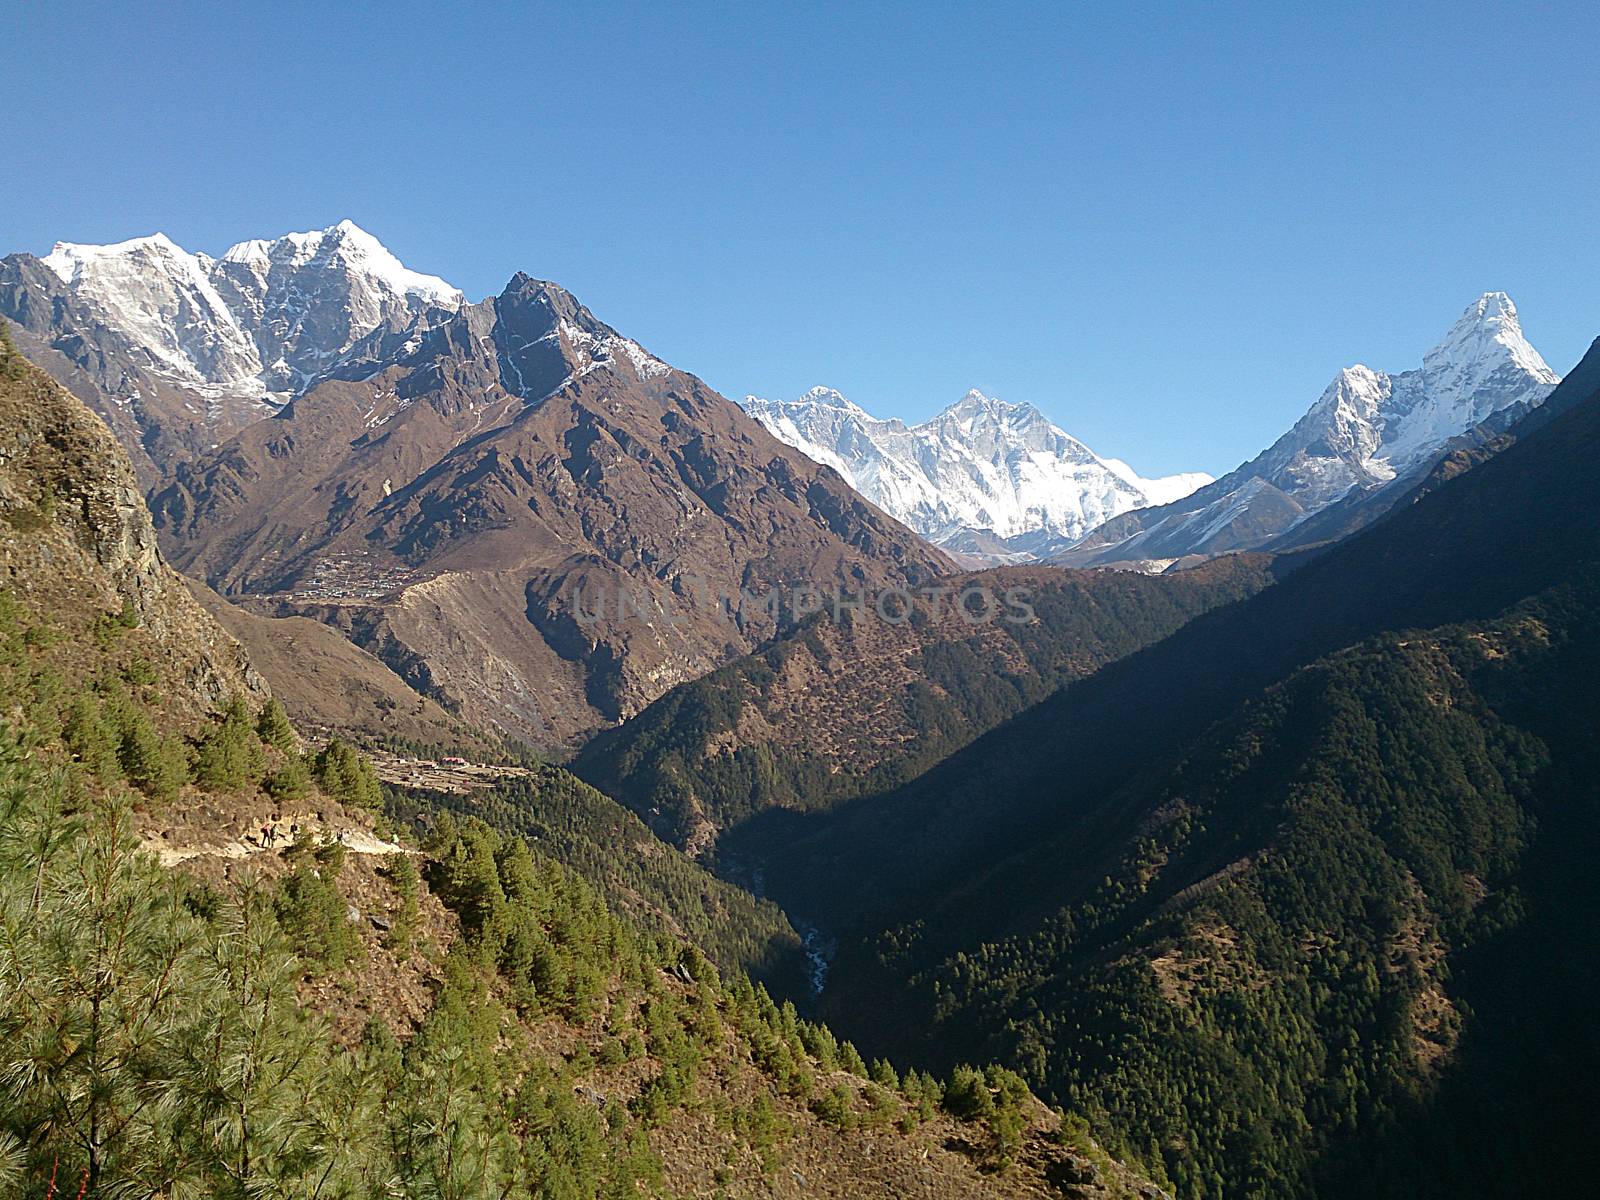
top-left (192, 696), bottom-right (266, 791)
top-left (264, 756), bottom-right (310, 801)
top-left (62, 693), bottom-right (119, 781)
top-left (115, 707), bottom-right (186, 802)
top-left (311, 737), bottom-right (383, 811)
top-left (255, 697), bottom-right (297, 754)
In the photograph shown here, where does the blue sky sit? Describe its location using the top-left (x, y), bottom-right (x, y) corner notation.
top-left (6, 1), bottom-right (1596, 476)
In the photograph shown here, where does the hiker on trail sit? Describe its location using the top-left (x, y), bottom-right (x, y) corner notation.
top-left (260, 818), bottom-right (271, 847)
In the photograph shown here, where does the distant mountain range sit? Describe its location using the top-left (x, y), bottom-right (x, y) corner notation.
top-left (743, 386), bottom-right (1210, 562)
top-left (4, 223), bottom-right (1556, 577)
top-left (744, 294), bottom-right (1558, 568)
top-left (0, 220), bottom-right (1569, 752)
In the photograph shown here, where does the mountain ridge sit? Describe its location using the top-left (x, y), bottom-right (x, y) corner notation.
top-left (1, 221), bottom-right (463, 485)
top-left (743, 385), bottom-right (1210, 562)
top-left (1056, 292), bottom-right (1559, 566)
top-left (143, 271), bottom-right (950, 746)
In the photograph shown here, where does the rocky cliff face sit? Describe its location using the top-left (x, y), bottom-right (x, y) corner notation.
top-left (0, 321), bottom-right (263, 710)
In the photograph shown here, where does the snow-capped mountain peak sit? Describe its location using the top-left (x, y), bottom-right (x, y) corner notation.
top-left (951, 387), bottom-right (1004, 414)
top-left (796, 384), bottom-right (874, 416)
top-left (1059, 291), bottom-right (1563, 568)
top-left (743, 385), bottom-right (1211, 560)
top-left (1418, 291), bottom-right (1557, 409)
top-left (34, 222), bottom-right (464, 401)
top-left (219, 220), bottom-right (462, 310)
top-left (1374, 292), bottom-right (1558, 475)
top-left (1099, 458), bottom-right (1216, 507)
top-left (43, 231), bottom-right (184, 284)
top-left (1424, 291), bottom-right (1548, 374)
top-left (41, 231), bottom-right (262, 388)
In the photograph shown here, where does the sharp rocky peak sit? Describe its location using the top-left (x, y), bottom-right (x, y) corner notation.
top-left (493, 274), bottom-right (616, 343)
top-left (1423, 291), bottom-right (1557, 385)
top-left (937, 387), bottom-right (1050, 430)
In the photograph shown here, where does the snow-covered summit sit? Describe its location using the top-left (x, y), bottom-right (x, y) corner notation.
top-left (1060, 292), bottom-right (1562, 567)
top-left (43, 232), bottom-right (183, 284)
top-left (1423, 291), bottom-right (1553, 384)
top-left (797, 384), bottom-right (870, 412)
top-left (33, 221), bottom-right (463, 400)
top-left (743, 385), bottom-right (1211, 559)
top-left (1284, 292), bottom-right (1558, 487)
top-left (218, 220), bottom-right (461, 309)
top-left (42, 231), bottom-right (262, 389)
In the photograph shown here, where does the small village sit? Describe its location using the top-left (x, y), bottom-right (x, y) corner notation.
top-left (364, 747), bottom-right (535, 794)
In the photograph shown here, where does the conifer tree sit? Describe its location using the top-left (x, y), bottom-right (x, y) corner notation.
top-left (255, 697), bottom-right (297, 754)
top-left (193, 696), bottom-right (266, 790)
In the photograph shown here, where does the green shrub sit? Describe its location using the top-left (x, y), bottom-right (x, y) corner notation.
top-left (810, 1084), bottom-right (855, 1128)
top-left (264, 758), bottom-right (310, 801)
top-left (941, 1065), bottom-right (993, 1122)
top-left (383, 852), bottom-right (421, 957)
top-left (838, 1040), bottom-right (868, 1078)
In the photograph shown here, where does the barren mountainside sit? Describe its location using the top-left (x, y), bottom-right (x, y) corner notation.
top-left (145, 272), bottom-right (948, 746)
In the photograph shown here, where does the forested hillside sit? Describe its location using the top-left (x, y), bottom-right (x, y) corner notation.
top-left (0, 321), bottom-right (1167, 1197)
top-left (389, 765), bottom-right (811, 991)
top-left (0, 589), bottom-right (1152, 1197)
top-left (766, 339), bottom-right (1600, 1197)
top-left (575, 559), bottom-right (1275, 856)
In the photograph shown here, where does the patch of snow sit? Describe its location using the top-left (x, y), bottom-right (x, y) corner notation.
top-left (615, 338), bottom-right (671, 380)
top-left (1100, 459), bottom-right (1214, 506)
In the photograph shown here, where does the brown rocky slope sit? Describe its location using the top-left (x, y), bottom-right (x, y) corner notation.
top-left (148, 274), bottom-right (950, 747)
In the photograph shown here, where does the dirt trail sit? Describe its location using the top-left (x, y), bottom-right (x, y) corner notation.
top-left (143, 824), bottom-right (409, 867)
top-left (138, 790), bottom-right (411, 868)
